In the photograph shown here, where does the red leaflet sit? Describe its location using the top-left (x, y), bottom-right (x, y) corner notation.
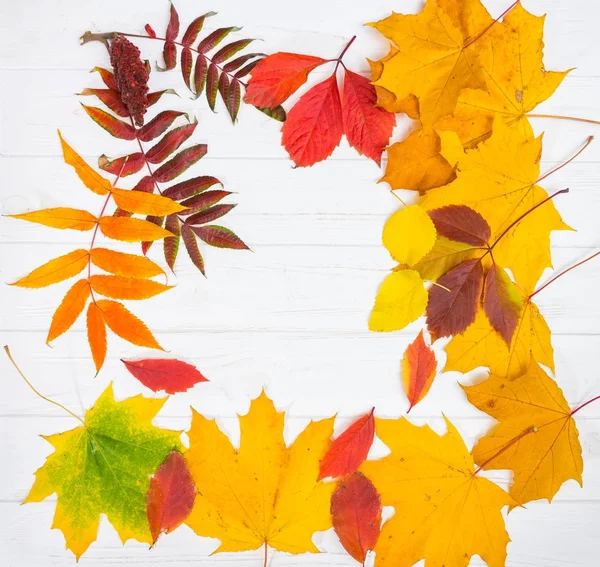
top-left (206, 63), bottom-right (219, 111)
top-left (162, 41), bottom-right (177, 71)
top-left (164, 215), bottom-right (181, 271)
top-left (198, 27), bottom-right (241, 54)
top-left (426, 258), bottom-right (484, 340)
top-left (163, 176), bottom-right (222, 201)
top-left (144, 24), bottom-right (157, 38)
top-left (146, 123), bottom-right (198, 164)
top-left (92, 66), bottom-right (118, 90)
top-left (331, 472), bottom-right (382, 565)
top-left (428, 205), bottom-right (491, 246)
top-left (79, 88), bottom-right (128, 117)
top-left (165, 3), bottom-right (180, 41)
top-left (181, 224), bottom-right (205, 275)
top-left (483, 264), bottom-right (524, 346)
top-left (191, 225), bottom-right (249, 250)
top-left (81, 105), bottom-right (136, 140)
top-left (181, 47), bottom-right (193, 91)
top-left (342, 69), bottom-right (396, 165)
top-left (122, 358), bottom-right (208, 394)
top-left (244, 52), bottom-right (327, 108)
top-left (194, 55), bottom-right (208, 96)
top-left (153, 145), bottom-right (208, 183)
top-left (181, 12), bottom-right (216, 46)
top-left (224, 53), bottom-right (265, 74)
top-left (133, 175), bottom-right (155, 193)
top-left (402, 331), bottom-right (437, 412)
top-left (282, 75), bottom-right (344, 167)
top-left (98, 152), bottom-right (145, 177)
top-left (137, 110), bottom-right (187, 142)
top-left (186, 204), bottom-right (236, 226)
top-left (147, 451), bottom-right (196, 545)
top-left (212, 39), bottom-right (255, 65)
top-left (180, 190), bottom-right (232, 215)
top-left (147, 89), bottom-right (177, 107)
top-left (318, 409), bottom-right (375, 480)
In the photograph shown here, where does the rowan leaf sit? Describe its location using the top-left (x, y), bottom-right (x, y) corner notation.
top-left (318, 410), bottom-right (375, 481)
top-left (122, 358), bottom-right (209, 394)
top-left (331, 472), bottom-right (382, 565)
top-left (98, 153), bottom-right (146, 177)
top-left (182, 12), bottom-right (216, 46)
top-left (137, 111), bottom-right (187, 142)
top-left (163, 176), bottom-right (222, 201)
top-left (47, 279), bottom-right (91, 344)
top-left (191, 225), bottom-right (248, 250)
top-left (9, 208), bottom-right (97, 231)
top-left (11, 249), bottom-right (89, 288)
top-left (369, 270), bottom-right (428, 333)
top-left (463, 359), bottom-right (583, 506)
top-left (99, 216), bottom-right (174, 242)
top-left (23, 385), bottom-right (181, 558)
top-left (181, 224), bottom-right (205, 275)
top-left (86, 302), bottom-right (107, 373)
top-left (153, 145), bottom-right (208, 183)
top-left (81, 104), bottom-right (136, 140)
top-left (111, 187), bottom-right (187, 216)
top-left (89, 275), bottom-right (172, 300)
top-left (281, 75), bottom-right (344, 167)
top-left (428, 204), bottom-right (491, 246)
top-left (180, 190), bottom-right (233, 215)
top-left (185, 391), bottom-right (334, 553)
top-left (213, 39), bottom-right (255, 64)
top-left (245, 52), bottom-right (327, 108)
top-left (401, 330), bottom-right (437, 412)
top-left (147, 451), bottom-right (196, 545)
top-left (90, 248), bottom-right (164, 279)
top-left (165, 2), bottom-right (180, 41)
top-left (361, 417), bottom-right (514, 567)
top-left (146, 123), bottom-right (197, 164)
top-left (185, 204), bottom-right (236, 226)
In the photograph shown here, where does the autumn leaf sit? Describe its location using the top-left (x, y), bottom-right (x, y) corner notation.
top-left (47, 279), bottom-right (91, 344)
top-left (111, 187), bottom-right (187, 216)
top-left (99, 216), bottom-right (174, 242)
top-left (90, 248), bottom-right (164, 279)
top-left (401, 331), bottom-right (437, 412)
top-left (428, 204), bottom-right (491, 246)
top-left (23, 385), bottom-right (182, 558)
top-left (89, 275), bottom-right (172, 300)
top-left (331, 472), bottom-right (382, 565)
top-left (410, 236), bottom-right (478, 281)
top-left (10, 249), bottom-right (89, 288)
top-left (361, 417), bottom-right (514, 567)
top-left (122, 358), bottom-right (208, 394)
top-left (185, 391), bottom-right (334, 554)
top-left (463, 358), bottom-right (583, 506)
top-left (147, 451), bottom-right (196, 545)
top-left (9, 208), bottom-right (98, 231)
top-left (318, 409), bottom-right (375, 480)
top-left (87, 302), bottom-right (107, 373)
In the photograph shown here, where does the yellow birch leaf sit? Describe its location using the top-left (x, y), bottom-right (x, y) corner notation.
top-left (382, 205), bottom-right (436, 266)
top-left (11, 249), bottom-right (89, 288)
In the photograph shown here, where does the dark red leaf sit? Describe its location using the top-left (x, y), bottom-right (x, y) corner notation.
top-left (146, 123), bottom-right (198, 164)
top-left (180, 190), bottom-right (232, 215)
top-left (218, 72), bottom-right (230, 110)
top-left (192, 225), bottom-right (248, 250)
top-left (145, 24), bottom-right (157, 38)
top-left (212, 39), bottom-right (255, 65)
top-left (342, 69), bottom-right (396, 165)
top-left (186, 204), bottom-right (236, 226)
top-left (161, 41), bottom-right (177, 71)
top-left (147, 451), bottom-right (196, 544)
top-left (206, 63), bottom-right (219, 111)
top-left (181, 224), bottom-right (205, 275)
top-left (428, 205), bottom-right (491, 247)
top-left (197, 27), bottom-right (241, 53)
top-left (235, 59), bottom-right (262, 79)
top-left (331, 472), bottom-right (382, 564)
top-left (98, 152), bottom-right (145, 177)
top-left (194, 55), bottom-right (208, 97)
top-left (426, 258), bottom-right (484, 341)
top-left (244, 52), bottom-right (327, 108)
top-left (137, 110), bottom-right (187, 142)
top-left (318, 409), bottom-right (375, 480)
top-left (81, 104), bottom-right (136, 140)
top-left (483, 264), bottom-right (524, 346)
top-left (153, 145), bottom-right (208, 183)
top-left (181, 47), bottom-right (193, 92)
top-left (226, 79), bottom-right (242, 123)
top-left (164, 214), bottom-right (181, 271)
top-left (182, 12), bottom-right (216, 46)
top-left (79, 88), bottom-right (128, 117)
top-left (91, 66), bottom-right (118, 90)
top-left (256, 105), bottom-right (287, 122)
top-left (281, 75), bottom-right (344, 167)
top-left (123, 357), bottom-right (208, 393)
top-left (165, 3), bottom-right (180, 41)
top-left (163, 176), bottom-right (222, 200)
top-left (147, 89), bottom-right (177, 107)
top-left (133, 175), bottom-right (155, 193)
top-left (223, 53), bottom-right (264, 73)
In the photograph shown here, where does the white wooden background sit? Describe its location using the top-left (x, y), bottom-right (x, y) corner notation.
top-left (1, 0), bottom-right (599, 565)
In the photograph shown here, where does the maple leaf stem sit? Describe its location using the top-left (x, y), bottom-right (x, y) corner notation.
top-left (536, 135), bottom-right (594, 185)
top-left (473, 426), bottom-right (538, 476)
top-left (463, 0), bottom-right (518, 49)
top-left (528, 113), bottom-right (600, 127)
top-left (3, 346), bottom-right (86, 425)
top-left (488, 188), bottom-right (569, 251)
top-left (571, 395), bottom-right (600, 417)
top-left (530, 250), bottom-right (600, 299)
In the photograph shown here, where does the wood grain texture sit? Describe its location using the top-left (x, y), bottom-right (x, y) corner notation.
top-left (1, 0), bottom-right (599, 565)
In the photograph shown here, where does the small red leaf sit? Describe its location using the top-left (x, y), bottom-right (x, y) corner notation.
top-left (145, 24), bottom-right (157, 38)
top-left (402, 330), bottom-right (437, 412)
top-left (223, 53), bottom-right (264, 73)
top-left (180, 190), bottom-right (232, 215)
top-left (147, 89), bottom-right (177, 107)
top-left (182, 12), bottom-right (216, 46)
top-left (161, 41), bottom-right (177, 71)
top-left (318, 410), bottom-right (375, 480)
top-left (181, 224), bottom-right (206, 275)
top-left (206, 63), bottom-right (219, 111)
top-left (192, 225), bottom-right (248, 250)
top-left (164, 214), bottom-right (181, 271)
top-left (281, 75), bottom-right (344, 167)
top-left (133, 175), bottom-right (155, 193)
top-left (212, 39), bottom-right (255, 65)
top-left (342, 69), bottom-right (396, 165)
top-left (146, 123), bottom-right (197, 164)
top-left (426, 258), bottom-right (484, 341)
top-left (163, 176), bottom-right (222, 201)
top-left (186, 204), bottom-right (236, 226)
top-left (79, 88), bottom-right (128, 117)
top-left (218, 72), bottom-right (230, 110)
top-left (194, 55), bottom-right (208, 97)
top-left (91, 67), bottom-right (118, 90)
top-left (181, 47), bottom-right (193, 91)
top-left (137, 110), bottom-right (187, 142)
top-left (331, 472), bottom-right (382, 565)
top-left (81, 105), bottom-right (136, 140)
top-left (154, 145), bottom-right (208, 183)
top-left (244, 52), bottom-right (327, 108)
top-left (122, 358), bottom-right (208, 394)
top-left (235, 59), bottom-right (262, 79)
top-left (147, 451), bottom-right (196, 544)
top-left (428, 205), bottom-right (491, 246)
top-left (226, 79), bottom-right (242, 123)
top-left (198, 27), bottom-right (241, 53)
top-left (98, 152), bottom-right (145, 177)
top-left (165, 3), bottom-right (180, 41)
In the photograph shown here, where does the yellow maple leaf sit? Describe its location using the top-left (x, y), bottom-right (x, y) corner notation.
top-left (185, 391), bottom-right (334, 555)
top-left (421, 120), bottom-right (570, 291)
top-left (361, 416), bottom-right (514, 567)
top-left (463, 359), bottom-right (583, 506)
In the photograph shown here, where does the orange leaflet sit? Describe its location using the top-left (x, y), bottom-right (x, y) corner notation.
top-left (401, 331), bottom-right (437, 412)
top-left (10, 249), bottom-right (89, 288)
top-left (88, 275), bottom-right (172, 300)
top-left (110, 187), bottom-right (187, 216)
top-left (9, 208), bottom-right (98, 231)
top-left (47, 279), bottom-right (91, 344)
top-left (89, 248), bottom-right (164, 279)
top-left (98, 216), bottom-right (174, 242)
top-left (86, 302), bottom-right (108, 373)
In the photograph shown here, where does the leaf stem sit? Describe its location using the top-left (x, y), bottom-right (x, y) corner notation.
top-left (535, 136), bottom-right (594, 185)
top-left (528, 114), bottom-right (600, 127)
top-left (530, 250), bottom-right (600, 299)
top-left (3, 346), bottom-right (86, 425)
top-left (473, 426), bottom-right (537, 476)
top-left (263, 541), bottom-right (268, 567)
top-left (571, 395), bottom-right (600, 417)
top-left (463, 0), bottom-right (518, 49)
top-left (332, 35), bottom-right (357, 72)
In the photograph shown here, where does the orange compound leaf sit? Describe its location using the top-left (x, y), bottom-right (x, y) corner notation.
top-left (402, 331), bottom-right (437, 413)
top-left (89, 275), bottom-right (172, 301)
top-left (98, 216), bottom-right (174, 242)
top-left (318, 409), bottom-right (375, 481)
top-left (244, 52), bottom-right (327, 108)
top-left (47, 279), bottom-right (91, 344)
top-left (10, 249), bottom-right (89, 288)
top-left (341, 68), bottom-right (396, 165)
top-left (96, 299), bottom-right (163, 350)
top-left (87, 302), bottom-right (108, 373)
top-left (331, 472), bottom-right (382, 565)
top-left (9, 208), bottom-right (98, 231)
top-left (58, 131), bottom-right (112, 195)
top-left (110, 187), bottom-right (188, 216)
top-left (281, 74), bottom-right (344, 167)
top-left (80, 104), bottom-right (137, 140)
top-left (122, 358), bottom-right (208, 394)
top-left (90, 248), bottom-right (164, 279)
top-left (147, 451), bottom-right (196, 545)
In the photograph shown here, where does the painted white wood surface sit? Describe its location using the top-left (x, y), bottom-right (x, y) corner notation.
top-left (1, 0), bottom-right (599, 565)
